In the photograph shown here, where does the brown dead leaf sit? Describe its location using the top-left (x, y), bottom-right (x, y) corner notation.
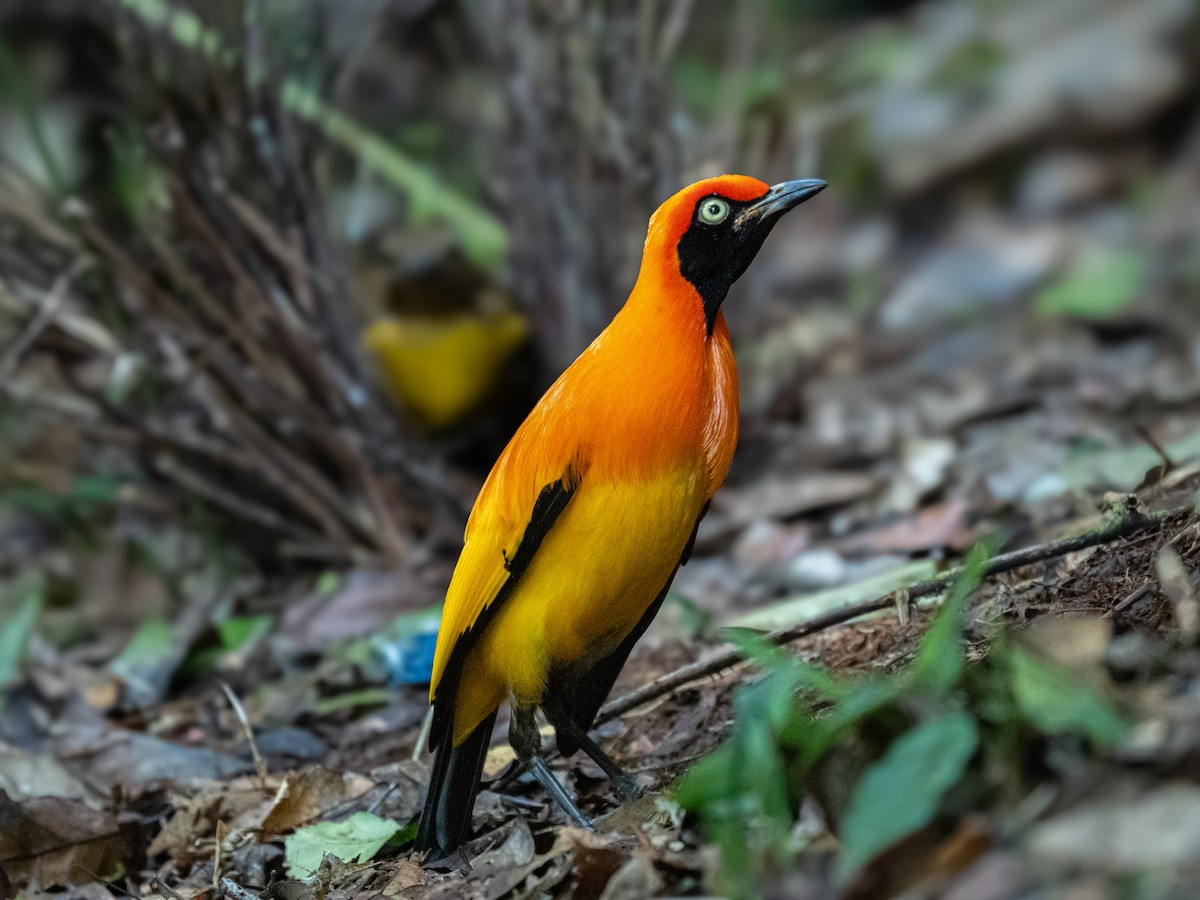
top-left (715, 472), bottom-right (877, 525)
top-left (732, 519), bottom-right (812, 566)
top-left (0, 747), bottom-right (93, 801)
top-left (260, 767), bottom-right (375, 836)
top-left (149, 777), bottom-right (275, 863)
top-left (28, 663), bottom-right (122, 712)
top-left (0, 792), bottom-right (131, 889)
top-left (595, 792), bottom-right (671, 838)
top-left (552, 827), bottom-right (630, 900)
top-left (1018, 615), bottom-right (1112, 682)
top-left (282, 570), bottom-right (434, 649)
top-left (378, 860), bottom-right (427, 896)
top-left (1028, 782), bottom-right (1200, 871)
top-left (921, 816), bottom-right (993, 882)
top-left (597, 852), bottom-right (665, 900)
top-left (838, 499), bottom-right (974, 555)
top-left (1156, 545), bottom-right (1198, 640)
top-left (56, 726), bottom-right (250, 792)
top-left (422, 819), bottom-right (542, 898)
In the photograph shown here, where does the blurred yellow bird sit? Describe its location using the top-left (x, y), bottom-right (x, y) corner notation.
top-left (364, 312), bottom-right (528, 430)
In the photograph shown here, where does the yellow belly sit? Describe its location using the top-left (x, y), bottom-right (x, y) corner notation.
top-left (452, 468), bottom-right (704, 744)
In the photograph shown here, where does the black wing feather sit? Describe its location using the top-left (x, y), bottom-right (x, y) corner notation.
top-left (428, 473), bottom-right (578, 752)
top-left (417, 474), bottom-right (578, 857)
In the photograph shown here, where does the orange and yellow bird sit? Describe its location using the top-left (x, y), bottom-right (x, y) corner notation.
top-left (415, 174), bottom-right (826, 857)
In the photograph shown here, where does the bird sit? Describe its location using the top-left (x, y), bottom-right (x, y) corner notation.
top-left (415, 174), bottom-right (827, 858)
top-left (365, 310), bottom-right (529, 431)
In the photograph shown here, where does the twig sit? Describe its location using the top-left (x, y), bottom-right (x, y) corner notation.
top-left (217, 877), bottom-right (261, 900)
top-left (0, 260), bottom-right (84, 380)
top-left (595, 497), bottom-right (1163, 725)
top-left (219, 680), bottom-right (267, 784)
top-left (151, 876), bottom-right (189, 900)
top-left (1113, 582), bottom-right (1152, 613)
top-left (151, 453), bottom-right (323, 541)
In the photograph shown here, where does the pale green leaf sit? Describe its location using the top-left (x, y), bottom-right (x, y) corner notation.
top-left (730, 559), bottom-right (936, 632)
top-left (1011, 646), bottom-right (1128, 747)
top-left (0, 575), bottom-right (44, 685)
top-left (1035, 250), bottom-right (1147, 321)
top-left (284, 811), bottom-right (402, 877)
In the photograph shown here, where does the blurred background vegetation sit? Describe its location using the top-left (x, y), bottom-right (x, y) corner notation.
top-left (3, 0), bottom-right (1200, 896)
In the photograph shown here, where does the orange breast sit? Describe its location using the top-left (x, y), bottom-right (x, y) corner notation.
top-left (435, 263), bottom-right (740, 746)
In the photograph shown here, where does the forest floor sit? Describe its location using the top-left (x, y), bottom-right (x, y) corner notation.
top-left (5, 1), bottom-right (1200, 898)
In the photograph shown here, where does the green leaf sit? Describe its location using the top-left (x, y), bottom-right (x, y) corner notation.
top-left (284, 812), bottom-right (402, 877)
top-left (719, 627), bottom-right (848, 700)
top-left (675, 665), bottom-right (800, 819)
top-left (109, 618), bottom-right (178, 704)
top-left (674, 666), bottom-right (801, 887)
top-left (782, 677), bottom-right (898, 765)
top-left (3, 483), bottom-right (68, 520)
top-left (70, 475), bottom-right (123, 510)
top-left (719, 626), bottom-right (786, 670)
top-left (1010, 646), bottom-right (1128, 747)
top-left (109, 618), bottom-right (175, 677)
top-left (907, 540), bottom-right (996, 696)
top-left (315, 570), bottom-right (342, 596)
top-left (0, 574), bottom-right (44, 685)
top-left (840, 711), bottom-right (979, 873)
top-left (387, 817), bottom-right (419, 850)
top-left (1035, 250), bottom-right (1147, 321)
top-left (666, 592), bottom-right (714, 637)
top-left (217, 615), bottom-right (274, 653)
top-left (1057, 428), bottom-right (1200, 495)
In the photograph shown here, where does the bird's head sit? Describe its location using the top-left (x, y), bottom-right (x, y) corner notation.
top-left (642, 174), bottom-right (826, 333)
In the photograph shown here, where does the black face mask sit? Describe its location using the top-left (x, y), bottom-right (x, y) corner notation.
top-left (676, 178), bottom-right (827, 334)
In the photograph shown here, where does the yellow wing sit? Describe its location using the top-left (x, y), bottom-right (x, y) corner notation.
top-left (428, 391), bottom-right (587, 708)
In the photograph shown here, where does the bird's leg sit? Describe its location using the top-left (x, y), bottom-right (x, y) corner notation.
top-left (551, 717), bottom-right (644, 803)
top-left (509, 705), bottom-right (593, 830)
top-left (543, 686), bottom-right (642, 801)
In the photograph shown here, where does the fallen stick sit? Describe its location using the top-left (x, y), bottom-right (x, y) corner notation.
top-left (595, 496), bottom-right (1164, 725)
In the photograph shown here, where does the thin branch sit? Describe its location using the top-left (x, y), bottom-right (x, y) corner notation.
top-left (219, 680), bottom-right (267, 785)
top-left (595, 497), bottom-right (1163, 725)
top-left (151, 453), bottom-right (321, 542)
top-left (0, 260), bottom-right (86, 380)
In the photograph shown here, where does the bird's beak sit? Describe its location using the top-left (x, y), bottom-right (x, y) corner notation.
top-left (735, 178), bottom-right (827, 230)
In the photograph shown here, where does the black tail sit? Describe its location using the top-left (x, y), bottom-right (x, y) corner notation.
top-left (414, 711), bottom-right (496, 858)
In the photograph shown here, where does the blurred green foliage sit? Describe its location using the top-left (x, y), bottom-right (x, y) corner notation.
top-left (928, 37), bottom-right (1006, 93)
top-left (0, 572), bottom-right (44, 687)
top-left (36, 0), bottom-right (512, 266)
top-left (839, 709), bottom-right (978, 873)
top-left (675, 541), bottom-right (1130, 894)
top-left (0, 35), bottom-right (69, 193)
top-left (832, 26), bottom-right (912, 90)
top-left (1035, 250), bottom-right (1148, 321)
top-left (2, 475), bottom-right (124, 547)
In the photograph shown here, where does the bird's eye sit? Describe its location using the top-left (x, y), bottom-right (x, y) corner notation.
top-left (698, 197), bottom-right (730, 225)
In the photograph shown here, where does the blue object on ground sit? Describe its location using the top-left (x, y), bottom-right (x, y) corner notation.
top-left (373, 617), bottom-right (440, 686)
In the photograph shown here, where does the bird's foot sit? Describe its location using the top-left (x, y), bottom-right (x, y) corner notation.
top-left (511, 705), bottom-right (594, 830)
top-left (529, 757), bottom-right (594, 830)
top-left (555, 720), bottom-right (644, 803)
top-left (611, 772), bottom-right (645, 804)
